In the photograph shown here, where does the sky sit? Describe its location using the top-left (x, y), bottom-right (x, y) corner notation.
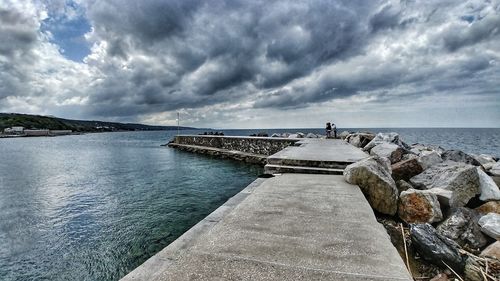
top-left (0, 0), bottom-right (499, 128)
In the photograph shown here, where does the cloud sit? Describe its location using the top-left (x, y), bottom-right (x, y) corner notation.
top-left (0, 0), bottom-right (499, 127)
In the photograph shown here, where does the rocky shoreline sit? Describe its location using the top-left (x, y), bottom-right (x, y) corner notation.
top-left (342, 131), bottom-right (500, 280)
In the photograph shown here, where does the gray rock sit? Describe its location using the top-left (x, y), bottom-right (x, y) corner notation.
top-left (418, 151), bottom-right (443, 170)
top-left (347, 133), bottom-right (374, 148)
top-left (339, 130), bottom-right (351, 140)
top-left (410, 223), bottom-right (465, 272)
top-left (442, 150), bottom-right (482, 166)
top-left (477, 168), bottom-right (500, 201)
top-left (305, 133), bottom-right (317, 138)
top-left (271, 133), bottom-right (281, 138)
top-left (296, 132), bottom-right (305, 138)
top-left (426, 188), bottom-right (453, 207)
top-left (410, 161), bottom-right (480, 207)
top-left (436, 208), bottom-right (488, 249)
top-left (490, 162), bottom-right (500, 177)
top-left (472, 154), bottom-right (496, 166)
top-left (401, 153), bottom-right (418, 161)
top-left (396, 180), bottom-right (413, 194)
top-left (363, 132), bottom-right (410, 152)
top-left (398, 189), bottom-right (443, 224)
top-left (287, 134), bottom-right (298, 138)
top-left (344, 157), bottom-right (398, 215)
top-left (369, 143), bottom-right (404, 164)
top-left (478, 213), bottom-right (500, 240)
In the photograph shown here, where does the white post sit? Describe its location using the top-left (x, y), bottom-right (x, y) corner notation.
top-left (177, 112), bottom-right (180, 136)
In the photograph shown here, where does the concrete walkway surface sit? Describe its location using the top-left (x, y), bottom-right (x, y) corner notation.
top-left (121, 174), bottom-right (411, 281)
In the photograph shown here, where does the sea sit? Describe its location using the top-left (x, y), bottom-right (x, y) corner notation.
top-left (0, 128), bottom-right (499, 280)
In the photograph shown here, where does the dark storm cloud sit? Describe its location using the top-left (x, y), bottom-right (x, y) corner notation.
top-left (0, 7), bottom-right (39, 100)
top-left (1, 0), bottom-right (500, 125)
top-left (81, 0), bottom-right (382, 117)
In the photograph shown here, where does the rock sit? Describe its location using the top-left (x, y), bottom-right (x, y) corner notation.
top-left (418, 151), bottom-right (443, 170)
top-left (296, 132), bottom-right (305, 138)
top-left (347, 133), bottom-right (374, 148)
top-left (287, 134), bottom-right (298, 138)
top-left (410, 223), bottom-right (465, 272)
top-left (426, 188), bottom-right (453, 207)
top-left (398, 189), bottom-right (443, 223)
top-left (410, 143), bottom-right (445, 156)
top-left (363, 132), bottom-right (410, 152)
top-left (396, 180), bottom-right (413, 194)
top-left (478, 213), bottom-right (500, 240)
top-left (344, 157), bottom-right (398, 215)
top-left (436, 208), bottom-right (488, 249)
top-left (409, 162), bottom-right (480, 207)
top-left (441, 150), bottom-right (482, 166)
top-left (475, 201), bottom-right (500, 215)
top-left (401, 153), bottom-right (418, 161)
top-left (305, 133), bottom-right (316, 138)
top-left (369, 143), bottom-right (404, 164)
top-left (271, 133), bottom-right (281, 138)
top-left (391, 158), bottom-right (424, 182)
top-left (473, 154), bottom-right (496, 166)
top-left (339, 130), bottom-right (351, 140)
top-left (480, 241), bottom-right (500, 259)
top-left (490, 162), bottom-right (500, 176)
top-left (430, 273), bottom-right (449, 281)
top-left (477, 168), bottom-right (500, 201)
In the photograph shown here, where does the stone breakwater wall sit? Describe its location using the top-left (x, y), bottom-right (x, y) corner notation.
top-left (168, 135), bottom-right (299, 165)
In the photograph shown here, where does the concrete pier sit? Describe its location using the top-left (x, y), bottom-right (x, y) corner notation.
top-left (121, 174), bottom-right (411, 280)
top-left (122, 136), bottom-right (411, 280)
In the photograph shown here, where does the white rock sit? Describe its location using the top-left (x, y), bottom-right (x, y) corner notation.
top-left (418, 151), bottom-right (443, 170)
top-left (473, 154), bottom-right (496, 165)
top-left (490, 162), bottom-right (500, 176)
top-left (363, 132), bottom-right (409, 152)
top-left (478, 213), bottom-right (500, 240)
top-left (477, 168), bottom-right (500, 201)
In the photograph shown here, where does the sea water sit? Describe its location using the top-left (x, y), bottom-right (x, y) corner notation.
top-left (0, 128), bottom-right (498, 280)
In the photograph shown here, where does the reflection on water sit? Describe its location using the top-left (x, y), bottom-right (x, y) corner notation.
top-left (0, 131), bottom-right (262, 280)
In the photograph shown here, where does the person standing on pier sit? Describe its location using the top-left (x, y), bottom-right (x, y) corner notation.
top-left (332, 123), bottom-right (337, 138)
top-left (326, 122), bottom-right (332, 138)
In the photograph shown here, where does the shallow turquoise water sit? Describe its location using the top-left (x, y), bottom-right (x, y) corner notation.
top-left (0, 131), bottom-right (262, 280)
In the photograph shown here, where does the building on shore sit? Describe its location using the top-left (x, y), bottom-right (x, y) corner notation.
top-left (50, 130), bottom-right (72, 136)
top-left (3, 127), bottom-right (25, 134)
top-left (24, 129), bottom-right (50, 136)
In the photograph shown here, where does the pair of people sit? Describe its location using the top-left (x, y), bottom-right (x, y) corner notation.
top-left (326, 122), bottom-right (337, 138)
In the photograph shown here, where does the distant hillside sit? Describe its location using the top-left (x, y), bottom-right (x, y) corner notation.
top-left (0, 113), bottom-right (197, 132)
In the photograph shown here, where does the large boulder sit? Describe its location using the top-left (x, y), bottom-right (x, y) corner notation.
top-left (480, 241), bottom-right (500, 259)
top-left (347, 132), bottom-right (375, 148)
top-left (410, 223), bottom-right (465, 272)
top-left (477, 167), bottom-right (500, 201)
top-left (363, 132), bottom-right (410, 152)
top-left (441, 150), bottom-right (482, 166)
top-left (418, 151), bottom-right (443, 170)
top-left (478, 213), bottom-right (500, 240)
top-left (475, 201), bottom-right (500, 215)
top-left (473, 154), bottom-right (496, 166)
top-left (370, 143), bottom-right (404, 164)
top-left (398, 189), bottom-right (443, 224)
top-left (409, 162), bottom-right (480, 207)
top-left (436, 208), bottom-right (488, 249)
top-left (490, 162), bottom-right (500, 177)
top-left (344, 157), bottom-right (398, 215)
top-left (339, 130), bottom-right (351, 140)
top-left (391, 158), bottom-right (423, 182)
top-left (396, 180), bottom-right (413, 194)
top-left (426, 188), bottom-right (453, 207)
